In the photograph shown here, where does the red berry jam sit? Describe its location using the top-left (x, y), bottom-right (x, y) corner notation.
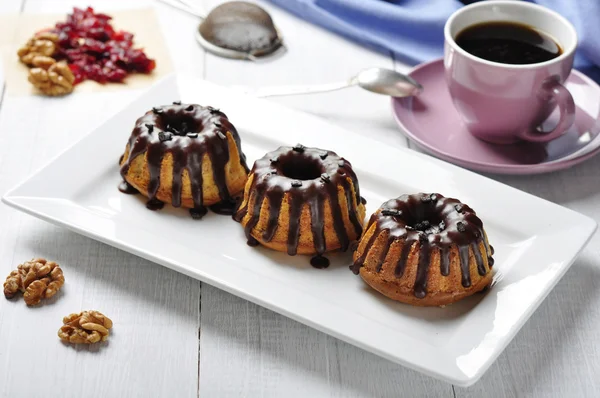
top-left (46, 7), bottom-right (156, 85)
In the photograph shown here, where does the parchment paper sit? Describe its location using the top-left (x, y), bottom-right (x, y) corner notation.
top-left (0, 8), bottom-right (174, 96)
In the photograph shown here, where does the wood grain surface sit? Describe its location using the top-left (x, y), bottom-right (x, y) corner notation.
top-left (0, 0), bottom-right (598, 397)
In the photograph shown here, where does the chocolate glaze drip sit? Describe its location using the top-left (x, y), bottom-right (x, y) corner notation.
top-left (310, 255), bottom-right (330, 269)
top-left (209, 199), bottom-right (238, 215)
top-left (189, 207), bottom-right (208, 220)
top-left (351, 193), bottom-right (492, 299)
top-left (233, 145), bottom-right (363, 259)
top-left (118, 180), bottom-right (139, 194)
top-left (199, 2), bottom-right (282, 55)
top-left (146, 199), bottom-right (164, 211)
top-left (119, 103), bottom-right (249, 217)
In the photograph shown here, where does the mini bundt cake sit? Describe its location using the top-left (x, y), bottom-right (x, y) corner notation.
top-left (119, 102), bottom-right (249, 218)
top-left (351, 193), bottom-right (494, 306)
top-left (233, 144), bottom-right (366, 268)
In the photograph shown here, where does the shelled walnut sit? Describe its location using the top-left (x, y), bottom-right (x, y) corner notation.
top-left (30, 55), bottom-right (56, 69)
top-left (58, 311), bottom-right (113, 344)
top-left (17, 32), bottom-right (59, 65)
top-left (28, 59), bottom-right (75, 96)
top-left (3, 258), bottom-right (65, 305)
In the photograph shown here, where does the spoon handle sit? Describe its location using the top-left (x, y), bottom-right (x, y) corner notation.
top-left (155, 0), bottom-right (206, 19)
top-left (253, 80), bottom-right (354, 97)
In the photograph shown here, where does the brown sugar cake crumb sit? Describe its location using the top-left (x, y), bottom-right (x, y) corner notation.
top-left (3, 258), bottom-right (65, 305)
top-left (58, 310), bottom-right (113, 344)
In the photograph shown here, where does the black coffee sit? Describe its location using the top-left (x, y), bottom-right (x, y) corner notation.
top-left (455, 21), bottom-right (562, 64)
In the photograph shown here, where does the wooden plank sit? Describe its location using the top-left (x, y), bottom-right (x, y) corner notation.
top-left (0, 0), bottom-right (24, 13)
top-left (0, 0), bottom-right (203, 396)
top-left (198, 1), bottom-right (451, 397)
top-left (0, 0), bottom-right (25, 102)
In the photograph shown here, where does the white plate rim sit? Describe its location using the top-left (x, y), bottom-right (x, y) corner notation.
top-left (2, 73), bottom-right (597, 386)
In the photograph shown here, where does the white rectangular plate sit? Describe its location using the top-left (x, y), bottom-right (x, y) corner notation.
top-left (3, 75), bottom-right (596, 386)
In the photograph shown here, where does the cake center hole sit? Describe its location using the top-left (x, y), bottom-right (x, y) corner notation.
top-left (161, 115), bottom-right (199, 134)
top-left (409, 212), bottom-right (445, 234)
top-left (280, 156), bottom-right (323, 180)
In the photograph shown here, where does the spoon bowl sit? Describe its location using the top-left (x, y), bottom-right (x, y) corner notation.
top-left (355, 67), bottom-right (423, 97)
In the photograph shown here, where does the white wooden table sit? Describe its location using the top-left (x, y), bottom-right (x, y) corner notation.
top-left (1, 1), bottom-right (599, 397)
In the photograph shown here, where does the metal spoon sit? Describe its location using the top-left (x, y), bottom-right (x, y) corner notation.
top-left (157, 0), bottom-right (285, 61)
top-left (252, 67), bottom-right (423, 98)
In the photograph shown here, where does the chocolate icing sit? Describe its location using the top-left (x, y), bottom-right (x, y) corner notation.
top-left (118, 180), bottom-right (138, 194)
top-left (233, 145), bottom-right (363, 261)
top-left (199, 2), bottom-right (282, 55)
top-left (310, 255), bottom-right (330, 269)
top-left (146, 199), bottom-right (165, 211)
top-left (351, 193), bottom-right (492, 298)
top-left (119, 103), bottom-right (249, 217)
top-left (189, 207), bottom-right (208, 220)
top-left (209, 199), bottom-right (238, 215)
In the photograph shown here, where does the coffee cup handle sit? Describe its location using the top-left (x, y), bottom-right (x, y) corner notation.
top-left (520, 80), bottom-right (576, 143)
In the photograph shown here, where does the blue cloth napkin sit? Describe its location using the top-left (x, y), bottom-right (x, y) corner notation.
top-left (266, 0), bottom-right (600, 80)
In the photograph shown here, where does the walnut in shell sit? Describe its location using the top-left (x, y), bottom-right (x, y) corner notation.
top-left (58, 311), bottom-right (113, 344)
top-left (28, 60), bottom-right (75, 97)
top-left (3, 258), bottom-right (65, 305)
top-left (17, 32), bottom-right (59, 65)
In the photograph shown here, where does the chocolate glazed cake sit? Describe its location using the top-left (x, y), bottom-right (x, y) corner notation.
top-left (351, 193), bottom-right (494, 306)
top-left (233, 144), bottom-right (367, 268)
top-left (119, 102), bottom-right (249, 218)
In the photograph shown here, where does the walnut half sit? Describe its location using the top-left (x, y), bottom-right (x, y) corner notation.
top-left (28, 59), bottom-right (75, 97)
top-left (17, 32), bottom-right (59, 66)
top-left (3, 258), bottom-right (65, 305)
top-left (58, 311), bottom-right (113, 344)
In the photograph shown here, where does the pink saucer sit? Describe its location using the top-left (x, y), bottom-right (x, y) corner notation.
top-left (392, 58), bottom-right (600, 175)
